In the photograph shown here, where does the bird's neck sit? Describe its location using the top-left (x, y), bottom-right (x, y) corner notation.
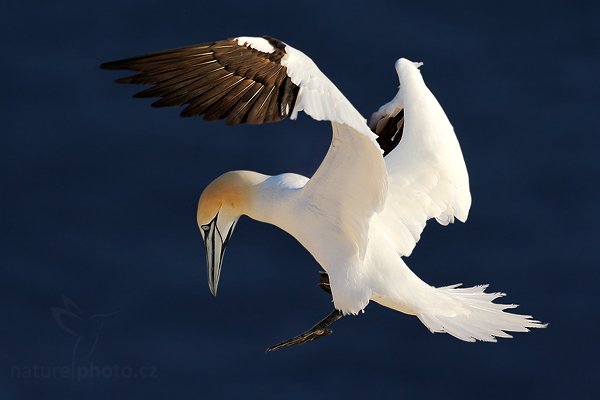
top-left (243, 173), bottom-right (307, 233)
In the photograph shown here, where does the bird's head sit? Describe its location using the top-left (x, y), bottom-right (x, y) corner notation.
top-left (197, 170), bottom-right (266, 296)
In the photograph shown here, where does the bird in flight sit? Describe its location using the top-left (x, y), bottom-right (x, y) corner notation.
top-left (102, 36), bottom-right (545, 351)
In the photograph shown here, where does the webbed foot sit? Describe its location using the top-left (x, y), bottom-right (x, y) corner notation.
top-left (266, 308), bottom-right (343, 352)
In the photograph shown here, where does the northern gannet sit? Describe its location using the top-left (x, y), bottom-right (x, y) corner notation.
top-left (102, 36), bottom-right (546, 350)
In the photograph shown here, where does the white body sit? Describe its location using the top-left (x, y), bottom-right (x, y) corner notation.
top-left (209, 38), bottom-right (545, 342)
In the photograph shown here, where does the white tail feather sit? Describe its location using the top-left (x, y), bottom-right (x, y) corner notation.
top-left (415, 284), bottom-right (547, 342)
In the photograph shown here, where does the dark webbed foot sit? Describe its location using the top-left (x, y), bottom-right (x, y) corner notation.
top-left (266, 270), bottom-right (341, 352)
top-left (266, 309), bottom-right (343, 352)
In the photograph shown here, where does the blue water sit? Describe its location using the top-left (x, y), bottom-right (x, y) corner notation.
top-left (2, 1), bottom-right (599, 398)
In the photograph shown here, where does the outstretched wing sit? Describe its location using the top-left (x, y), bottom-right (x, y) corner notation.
top-left (102, 35), bottom-right (368, 132)
top-left (101, 36), bottom-right (299, 125)
top-left (370, 59), bottom-right (471, 258)
top-left (279, 46), bottom-right (387, 314)
top-left (266, 45), bottom-right (387, 263)
top-left (103, 36), bottom-right (387, 263)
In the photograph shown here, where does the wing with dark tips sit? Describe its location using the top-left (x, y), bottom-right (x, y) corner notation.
top-left (101, 37), bottom-right (299, 125)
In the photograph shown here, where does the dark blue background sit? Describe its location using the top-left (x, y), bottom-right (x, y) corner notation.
top-left (2, 1), bottom-right (598, 398)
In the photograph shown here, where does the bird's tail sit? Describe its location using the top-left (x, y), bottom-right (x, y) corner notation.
top-left (413, 284), bottom-right (547, 342)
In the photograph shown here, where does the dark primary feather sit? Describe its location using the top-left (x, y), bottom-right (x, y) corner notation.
top-left (103, 36), bottom-right (405, 156)
top-left (372, 109), bottom-right (405, 156)
top-left (101, 37), bottom-right (299, 125)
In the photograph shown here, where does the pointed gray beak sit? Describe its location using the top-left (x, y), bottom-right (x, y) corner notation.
top-left (201, 214), bottom-right (236, 296)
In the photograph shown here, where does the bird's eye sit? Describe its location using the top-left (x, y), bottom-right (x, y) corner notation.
top-left (201, 225), bottom-right (210, 231)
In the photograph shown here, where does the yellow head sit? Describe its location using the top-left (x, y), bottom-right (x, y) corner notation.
top-left (197, 171), bottom-right (267, 296)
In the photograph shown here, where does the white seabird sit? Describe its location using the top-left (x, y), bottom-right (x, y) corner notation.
top-left (102, 36), bottom-right (546, 349)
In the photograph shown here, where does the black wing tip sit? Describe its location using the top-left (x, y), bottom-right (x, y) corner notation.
top-left (114, 76), bottom-right (136, 84)
top-left (100, 60), bottom-right (128, 70)
top-left (261, 36), bottom-right (287, 50)
top-left (179, 109), bottom-right (196, 118)
top-left (101, 38), bottom-right (298, 126)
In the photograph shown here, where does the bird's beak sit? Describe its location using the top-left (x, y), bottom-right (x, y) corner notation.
top-left (202, 215), bottom-right (237, 296)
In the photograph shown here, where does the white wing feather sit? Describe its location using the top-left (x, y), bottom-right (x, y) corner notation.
top-left (280, 42), bottom-right (388, 262)
top-left (372, 59), bottom-right (471, 257)
top-left (281, 45), bottom-right (375, 138)
top-left (303, 122), bottom-right (387, 261)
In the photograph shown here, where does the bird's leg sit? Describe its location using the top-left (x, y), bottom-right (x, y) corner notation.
top-left (318, 270), bottom-right (332, 294)
top-left (266, 308), bottom-right (343, 352)
top-left (266, 271), bottom-right (342, 352)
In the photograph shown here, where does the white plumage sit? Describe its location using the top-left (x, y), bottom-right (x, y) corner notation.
top-left (244, 39), bottom-right (543, 340)
top-left (372, 58), bottom-right (471, 258)
top-left (104, 36), bottom-right (546, 343)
